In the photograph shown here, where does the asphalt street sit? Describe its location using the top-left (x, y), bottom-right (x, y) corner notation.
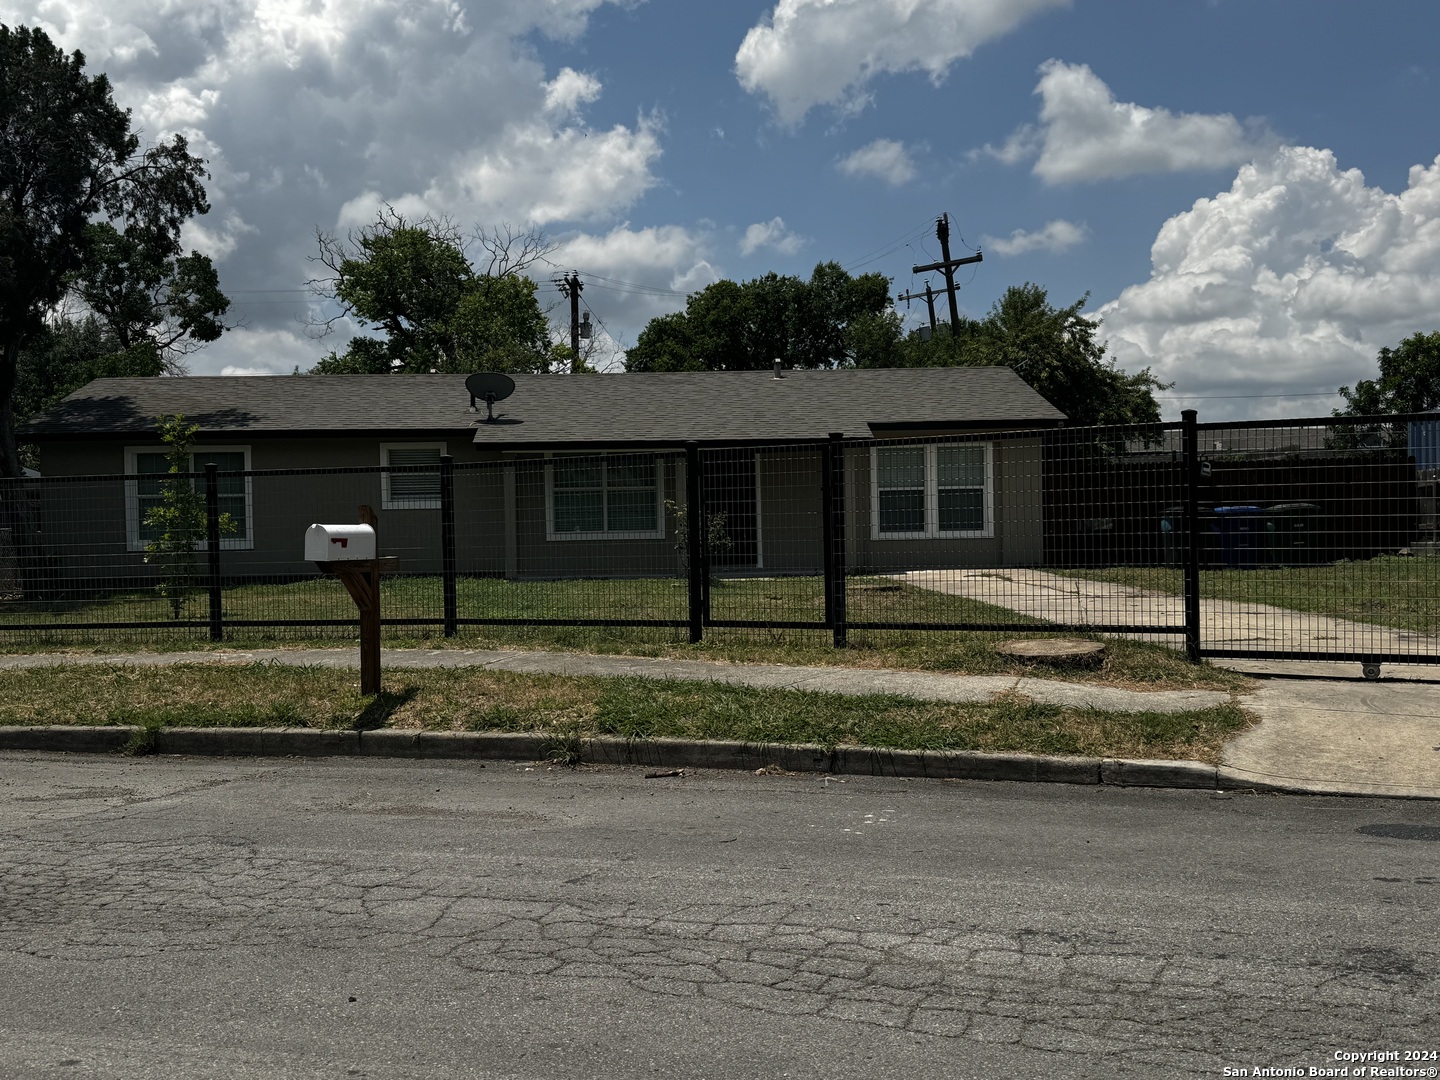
top-left (1, 754), bottom-right (1437, 1080)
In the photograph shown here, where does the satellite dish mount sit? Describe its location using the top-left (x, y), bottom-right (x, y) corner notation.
top-left (466, 372), bottom-right (516, 423)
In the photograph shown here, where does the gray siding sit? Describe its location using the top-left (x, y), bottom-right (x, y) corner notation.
top-left (31, 434), bottom-right (1045, 589)
top-left (34, 437), bottom-right (505, 583)
top-left (755, 447), bottom-right (823, 573)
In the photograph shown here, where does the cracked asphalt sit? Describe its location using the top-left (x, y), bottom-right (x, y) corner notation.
top-left (2, 754), bottom-right (1438, 1079)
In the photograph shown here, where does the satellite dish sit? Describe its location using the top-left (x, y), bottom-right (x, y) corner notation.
top-left (466, 372), bottom-right (516, 422)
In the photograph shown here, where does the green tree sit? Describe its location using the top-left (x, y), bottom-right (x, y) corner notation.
top-left (12, 316), bottom-right (161, 425)
top-left (142, 414), bottom-right (235, 618)
top-left (309, 207), bottom-right (561, 374)
top-left (69, 222), bottom-right (230, 372)
top-left (888, 284), bottom-right (1165, 427)
top-left (625, 263), bottom-right (899, 372)
top-left (1337, 331), bottom-right (1440, 417)
top-left (0, 24), bottom-right (216, 477)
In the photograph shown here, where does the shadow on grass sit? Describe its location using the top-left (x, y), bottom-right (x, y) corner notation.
top-left (353, 685), bottom-right (420, 730)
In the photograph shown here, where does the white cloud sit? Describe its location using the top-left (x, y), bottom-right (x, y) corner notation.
top-left (982, 219), bottom-right (1087, 256)
top-left (189, 325), bottom-right (336, 376)
top-left (551, 224), bottom-right (715, 285)
top-left (546, 224), bottom-right (719, 348)
top-left (979, 60), bottom-right (1271, 184)
top-left (6, 0), bottom-right (660, 374)
top-left (739, 217), bottom-right (807, 257)
top-left (436, 112), bottom-right (664, 227)
top-left (735, 0), bottom-right (1069, 126)
top-left (837, 139), bottom-right (916, 186)
top-left (543, 66), bottom-right (603, 117)
top-left (1099, 146), bottom-right (1440, 420)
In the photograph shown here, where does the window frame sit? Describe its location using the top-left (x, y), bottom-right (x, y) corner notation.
top-left (543, 452), bottom-right (665, 541)
top-left (869, 441), bottom-right (994, 541)
top-left (380, 442), bottom-right (447, 511)
top-left (124, 444), bottom-right (254, 552)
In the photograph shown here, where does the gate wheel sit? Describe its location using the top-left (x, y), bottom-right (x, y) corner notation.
top-left (1362, 662), bottom-right (1381, 680)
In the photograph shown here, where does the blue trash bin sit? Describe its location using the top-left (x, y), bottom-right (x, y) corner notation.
top-left (1214, 505), bottom-right (1264, 568)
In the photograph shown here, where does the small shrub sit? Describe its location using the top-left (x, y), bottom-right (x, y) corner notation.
top-left (142, 415), bottom-right (235, 618)
top-left (666, 499), bottom-right (733, 582)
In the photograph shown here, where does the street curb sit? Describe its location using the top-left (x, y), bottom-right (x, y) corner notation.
top-left (0, 723), bottom-right (1264, 793)
top-left (0, 725), bottom-right (134, 754)
top-left (1099, 758), bottom-right (1219, 789)
top-left (8, 724), bottom-right (1431, 798)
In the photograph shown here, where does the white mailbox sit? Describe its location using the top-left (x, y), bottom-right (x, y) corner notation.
top-left (305, 523), bottom-right (376, 562)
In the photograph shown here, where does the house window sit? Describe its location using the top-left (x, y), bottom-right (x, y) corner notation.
top-left (870, 442), bottom-right (992, 539)
top-left (546, 454), bottom-right (663, 539)
top-left (381, 443), bottom-right (445, 509)
top-left (125, 446), bottom-right (253, 551)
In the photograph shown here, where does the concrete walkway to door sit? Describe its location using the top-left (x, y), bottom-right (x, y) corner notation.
top-left (896, 567), bottom-right (1440, 662)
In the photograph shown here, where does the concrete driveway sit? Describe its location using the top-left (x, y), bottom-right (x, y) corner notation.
top-left (899, 568), bottom-right (1440, 798)
top-left (897, 567), bottom-right (1440, 664)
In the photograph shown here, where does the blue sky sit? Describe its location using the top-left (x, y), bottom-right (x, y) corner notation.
top-left (7, 0), bottom-right (1440, 420)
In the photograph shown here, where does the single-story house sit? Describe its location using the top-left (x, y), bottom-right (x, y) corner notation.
top-left (20, 368), bottom-right (1065, 581)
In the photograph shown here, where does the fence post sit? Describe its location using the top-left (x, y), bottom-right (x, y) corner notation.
top-left (204, 462), bottom-right (223, 642)
top-left (685, 442), bottom-right (704, 644)
top-left (1181, 409), bottom-right (1201, 663)
top-left (822, 432), bottom-right (848, 648)
top-left (440, 454), bottom-right (457, 637)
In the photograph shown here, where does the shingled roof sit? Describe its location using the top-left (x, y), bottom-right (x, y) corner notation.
top-left (22, 368), bottom-right (1065, 447)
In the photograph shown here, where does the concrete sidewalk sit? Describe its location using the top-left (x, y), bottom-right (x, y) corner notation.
top-left (2, 644), bottom-right (1438, 798)
top-left (0, 645), bottom-right (1229, 712)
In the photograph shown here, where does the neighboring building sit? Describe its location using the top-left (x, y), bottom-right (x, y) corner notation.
top-left (20, 368), bottom-right (1065, 581)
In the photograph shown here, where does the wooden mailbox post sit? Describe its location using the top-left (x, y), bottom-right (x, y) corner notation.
top-left (308, 506), bottom-right (397, 695)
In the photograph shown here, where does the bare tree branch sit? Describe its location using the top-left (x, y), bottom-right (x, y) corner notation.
top-left (470, 221), bottom-right (556, 278)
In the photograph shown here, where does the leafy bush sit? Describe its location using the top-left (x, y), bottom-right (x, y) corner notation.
top-left (143, 415), bottom-right (235, 618)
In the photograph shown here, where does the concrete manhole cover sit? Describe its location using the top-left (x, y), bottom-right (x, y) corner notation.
top-left (1358, 823), bottom-right (1440, 842)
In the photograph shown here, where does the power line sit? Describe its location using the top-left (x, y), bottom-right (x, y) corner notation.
top-left (549, 277), bottom-right (687, 298)
top-left (536, 255), bottom-right (689, 298)
top-left (844, 219), bottom-right (936, 272)
top-left (1157, 391), bottom-right (1341, 400)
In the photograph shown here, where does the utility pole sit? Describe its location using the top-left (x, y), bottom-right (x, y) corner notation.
top-left (911, 213), bottom-right (982, 335)
top-left (896, 282), bottom-right (939, 338)
top-left (554, 272), bottom-right (584, 373)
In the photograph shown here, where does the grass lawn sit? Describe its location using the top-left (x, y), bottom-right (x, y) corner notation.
top-left (2, 573), bottom-right (1047, 628)
top-left (0, 661), bottom-right (1252, 764)
top-left (1053, 555), bottom-right (1440, 635)
top-left (0, 574), bottom-right (1243, 691)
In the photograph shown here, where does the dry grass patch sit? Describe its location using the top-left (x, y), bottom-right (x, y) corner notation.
top-left (389, 668), bottom-right (600, 733)
top-left (0, 662), bottom-right (1251, 762)
top-left (0, 662), bottom-right (372, 729)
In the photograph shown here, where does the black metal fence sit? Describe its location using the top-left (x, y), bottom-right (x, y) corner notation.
top-left (3, 410), bottom-right (1437, 670)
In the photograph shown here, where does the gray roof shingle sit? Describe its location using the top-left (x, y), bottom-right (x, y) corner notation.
top-left (22, 368), bottom-right (1065, 446)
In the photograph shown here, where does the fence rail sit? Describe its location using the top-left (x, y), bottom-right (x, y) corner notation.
top-left (3, 410), bottom-right (1437, 672)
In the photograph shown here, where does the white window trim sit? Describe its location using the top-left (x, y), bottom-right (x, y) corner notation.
top-left (869, 442), bottom-right (994, 541)
top-left (380, 442), bottom-right (446, 510)
top-left (544, 453), bottom-right (665, 541)
top-left (124, 445), bottom-right (254, 552)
